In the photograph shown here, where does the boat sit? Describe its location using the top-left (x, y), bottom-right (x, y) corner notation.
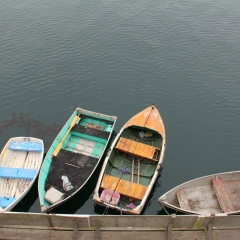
top-left (38, 107), bottom-right (117, 212)
top-left (158, 171), bottom-right (240, 216)
top-left (93, 104), bottom-right (166, 214)
top-left (0, 137), bottom-right (44, 212)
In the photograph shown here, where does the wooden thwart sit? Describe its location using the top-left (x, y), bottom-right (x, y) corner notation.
top-left (115, 137), bottom-right (159, 162)
top-left (212, 177), bottom-right (235, 213)
top-left (176, 189), bottom-right (191, 211)
top-left (100, 174), bottom-right (147, 201)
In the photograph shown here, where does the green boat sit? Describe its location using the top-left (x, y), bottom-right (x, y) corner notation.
top-left (38, 107), bottom-right (117, 212)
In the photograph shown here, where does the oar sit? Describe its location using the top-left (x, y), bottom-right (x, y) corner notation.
top-left (137, 159), bottom-right (140, 184)
top-left (132, 158), bottom-right (134, 182)
top-left (53, 115), bottom-right (80, 157)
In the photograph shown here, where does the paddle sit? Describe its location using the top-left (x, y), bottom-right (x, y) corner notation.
top-left (52, 115), bottom-right (80, 157)
top-left (137, 159), bottom-right (140, 184)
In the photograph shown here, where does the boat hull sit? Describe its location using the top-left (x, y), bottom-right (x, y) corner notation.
top-left (38, 107), bottom-right (117, 212)
top-left (0, 137), bottom-right (44, 212)
top-left (159, 171), bottom-right (240, 216)
top-left (93, 104), bottom-right (166, 214)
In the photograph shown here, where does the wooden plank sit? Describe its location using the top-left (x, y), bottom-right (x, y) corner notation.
top-left (0, 167), bottom-right (37, 179)
top-left (116, 180), bottom-right (147, 200)
top-left (134, 142), bottom-right (156, 160)
top-left (176, 189), bottom-right (191, 211)
top-left (100, 174), bottom-right (119, 190)
top-left (212, 215), bottom-right (240, 228)
top-left (0, 212), bottom-right (89, 229)
top-left (100, 174), bottom-right (147, 200)
top-left (224, 179), bottom-right (240, 211)
top-left (3, 213), bottom-right (240, 231)
top-left (184, 185), bottom-right (222, 214)
top-left (85, 123), bottom-right (105, 131)
top-left (90, 215), bottom-right (169, 228)
top-left (212, 177), bottom-right (235, 213)
top-left (214, 229), bottom-right (240, 240)
top-left (0, 228), bottom-right (210, 240)
top-left (115, 137), bottom-right (157, 161)
top-left (115, 137), bottom-right (137, 154)
top-left (2, 227), bottom-right (240, 240)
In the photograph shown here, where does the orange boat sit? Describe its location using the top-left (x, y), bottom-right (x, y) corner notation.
top-left (93, 104), bottom-right (166, 214)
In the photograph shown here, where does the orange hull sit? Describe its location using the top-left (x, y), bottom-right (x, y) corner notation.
top-left (124, 104), bottom-right (165, 137)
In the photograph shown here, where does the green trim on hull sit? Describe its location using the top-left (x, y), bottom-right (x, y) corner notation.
top-left (80, 112), bottom-right (115, 122)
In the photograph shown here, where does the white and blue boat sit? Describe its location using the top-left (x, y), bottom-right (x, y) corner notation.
top-left (0, 137), bottom-right (44, 212)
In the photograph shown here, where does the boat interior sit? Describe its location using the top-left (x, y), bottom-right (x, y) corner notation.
top-left (44, 113), bottom-right (114, 199)
top-left (0, 140), bottom-right (42, 210)
top-left (100, 126), bottom-right (163, 209)
top-left (175, 176), bottom-right (240, 214)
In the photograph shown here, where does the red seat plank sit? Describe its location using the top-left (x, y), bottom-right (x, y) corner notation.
top-left (212, 177), bottom-right (235, 213)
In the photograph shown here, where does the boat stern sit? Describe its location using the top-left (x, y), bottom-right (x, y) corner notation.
top-left (40, 204), bottom-right (49, 212)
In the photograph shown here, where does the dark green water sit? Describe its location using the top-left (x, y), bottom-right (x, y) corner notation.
top-left (0, 0), bottom-right (240, 215)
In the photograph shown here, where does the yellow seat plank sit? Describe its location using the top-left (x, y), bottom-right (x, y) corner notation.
top-left (100, 174), bottom-right (147, 201)
top-left (115, 137), bottom-right (158, 161)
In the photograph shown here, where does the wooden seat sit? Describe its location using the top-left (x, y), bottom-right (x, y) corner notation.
top-left (115, 137), bottom-right (159, 162)
top-left (0, 196), bottom-right (16, 208)
top-left (100, 174), bottom-right (147, 201)
top-left (71, 124), bottom-right (110, 140)
top-left (212, 177), bottom-right (235, 213)
top-left (176, 189), bottom-right (191, 211)
top-left (0, 167), bottom-right (37, 179)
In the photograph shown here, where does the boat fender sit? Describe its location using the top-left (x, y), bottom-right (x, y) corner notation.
top-left (61, 175), bottom-right (74, 191)
top-left (139, 131), bottom-right (145, 139)
top-left (157, 164), bottom-right (163, 174)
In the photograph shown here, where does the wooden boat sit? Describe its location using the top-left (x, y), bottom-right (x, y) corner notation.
top-left (0, 137), bottom-right (44, 212)
top-left (38, 107), bottom-right (117, 212)
top-left (93, 104), bottom-right (166, 214)
top-left (159, 171), bottom-right (240, 216)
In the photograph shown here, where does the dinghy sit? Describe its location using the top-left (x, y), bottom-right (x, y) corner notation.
top-left (93, 104), bottom-right (166, 214)
top-left (0, 137), bottom-right (44, 212)
top-left (38, 107), bottom-right (117, 212)
top-left (159, 171), bottom-right (240, 216)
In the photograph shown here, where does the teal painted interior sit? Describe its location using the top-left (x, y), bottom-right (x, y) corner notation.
top-left (90, 142), bottom-right (105, 158)
top-left (63, 134), bottom-right (106, 159)
top-left (105, 125), bottom-right (113, 132)
top-left (71, 132), bottom-right (107, 144)
top-left (38, 109), bottom-right (115, 207)
top-left (80, 112), bottom-right (114, 122)
top-left (38, 110), bottom-right (78, 206)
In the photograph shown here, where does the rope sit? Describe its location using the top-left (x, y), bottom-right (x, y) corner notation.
top-left (161, 203), bottom-right (170, 215)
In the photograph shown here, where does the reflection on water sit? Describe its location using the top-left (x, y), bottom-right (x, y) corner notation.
top-left (0, 113), bottom-right (62, 150)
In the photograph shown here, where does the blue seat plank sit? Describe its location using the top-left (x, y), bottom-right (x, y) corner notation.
top-left (0, 167), bottom-right (37, 179)
top-left (8, 142), bottom-right (42, 152)
top-left (0, 196), bottom-right (16, 208)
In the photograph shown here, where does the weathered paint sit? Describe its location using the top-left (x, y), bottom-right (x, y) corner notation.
top-left (0, 137), bottom-right (44, 212)
top-left (115, 137), bottom-right (158, 161)
top-left (93, 104), bottom-right (166, 215)
top-left (124, 104), bottom-right (165, 137)
top-left (38, 107), bottom-right (117, 212)
top-left (159, 170), bottom-right (240, 215)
